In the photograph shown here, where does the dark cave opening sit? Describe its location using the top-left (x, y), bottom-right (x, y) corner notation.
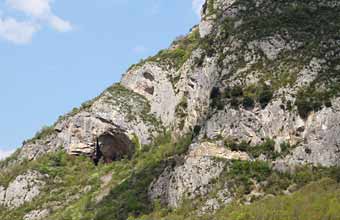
top-left (92, 131), bottom-right (135, 165)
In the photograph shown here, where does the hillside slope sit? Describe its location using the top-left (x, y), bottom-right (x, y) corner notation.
top-left (1, 0), bottom-right (340, 219)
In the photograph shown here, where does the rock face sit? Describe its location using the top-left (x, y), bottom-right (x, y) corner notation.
top-left (147, 0), bottom-right (340, 208)
top-left (0, 171), bottom-right (46, 208)
top-left (149, 156), bottom-right (225, 208)
top-left (5, 0), bottom-right (340, 216)
top-left (121, 63), bottom-right (179, 127)
top-left (149, 142), bottom-right (249, 208)
top-left (276, 99), bottom-right (340, 168)
top-left (18, 85), bottom-right (163, 161)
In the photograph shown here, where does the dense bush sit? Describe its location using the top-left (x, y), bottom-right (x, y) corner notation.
top-left (250, 139), bottom-right (277, 159)
top-left (210, 87), bottom-right (225, 110)
top-left (224, 138), bottom-right (279, 160)
top-left (225, 139), bottom-right (249, 152)
top-left (295, 87), bottom-right (331, 119)
top-left (242, 96), bottom-right (255, 109)
top-left (228, 160), bottom-right (271, 188)
top-left (220, 84), bottom-right (274, 110)
top-left (258, 85), bottom-right (273, 108)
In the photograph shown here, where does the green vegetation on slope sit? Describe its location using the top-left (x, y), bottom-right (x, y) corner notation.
top-left (0, 152), bottom-right (100, 220)
top-left (210, 83), bottom-right (274, 111)
top-left (131, 169), bottom-right (340, 220)
top-left (0, 132), bottom-right (192, 220)
top-left (204, 0), bottom-right (340, 118)
top-left (213, 178), bottom-right (340, 220)
top-left (128, 29), bottom-right (200, 72)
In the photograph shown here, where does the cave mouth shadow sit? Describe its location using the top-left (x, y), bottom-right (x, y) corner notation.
top-left (92, 131), bottom-right (135, 165)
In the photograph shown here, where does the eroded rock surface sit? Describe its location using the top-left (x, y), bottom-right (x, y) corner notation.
top-left (23, 209), bottom-right (50, 220)
top-left (149, 156), bottom-right (225, 208)
top-left (18, 85), bottom-right (163, 161)
top-left (0, 171), bottom-right (46, 208)
top-left (149, 142), bottom-right (249, 208)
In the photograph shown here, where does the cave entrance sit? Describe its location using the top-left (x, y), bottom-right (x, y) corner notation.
top-left (93, 131), bottom-right (135, 165)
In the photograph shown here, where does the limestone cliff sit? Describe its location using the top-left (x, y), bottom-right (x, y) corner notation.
top-left (2, 0), bottom-right (340, 219)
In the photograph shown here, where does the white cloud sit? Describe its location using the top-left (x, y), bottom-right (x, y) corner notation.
top-left (6, 0), bottom-right (51, 17)
top-left (0, 17), bottom-right (39, 44)
top-left (0, 0), bottom-right (72, 44)
top-left (0, 149), bottom-right (15, 160)
top-left (49, 15), bottom-right (72, 32)
top-left (192, 0), bottom-right (205, 16)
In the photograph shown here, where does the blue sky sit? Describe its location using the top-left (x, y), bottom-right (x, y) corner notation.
top-left (0, 0), bottom-right (204, 157)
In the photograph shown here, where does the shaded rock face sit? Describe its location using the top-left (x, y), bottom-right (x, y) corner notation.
top-left (97, 131), bottom-right (135, 163)
top-left (0, 171), bottom-right (46, 208)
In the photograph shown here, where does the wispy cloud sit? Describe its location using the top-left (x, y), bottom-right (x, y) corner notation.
top-left (0, 17), bottom-right (39, 44)
top-left (0, 0), bottom-right (72, 44)
top-left (132, 45), bottom-right (148, 54)
top-left (192, 0), bottom-right (205, 17)
top-left (49, 15), bottom-right (72, 32)
top-left (7, 0), bottom-right (52, 17)
top-left (0, 149), bottom-right (14, 160)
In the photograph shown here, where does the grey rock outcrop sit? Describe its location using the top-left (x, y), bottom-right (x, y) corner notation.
top-left (23, 209), bottom-right (50, 220)
top-left (149, 156), bottom-right (225, 208)
top-left (149, 142), bottom-right (249, 208)
top-left (121, 63), bottom-right (179, 126)
top-left (0, 171), bottom-right (46, 208)
top-left (18, 85), bottom-right (163, 161)
top-left (4, 0), bottom-right (340, 216)
top-left (147, 0), bottom-right (340, 208)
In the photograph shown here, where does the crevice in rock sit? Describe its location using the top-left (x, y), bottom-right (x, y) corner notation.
top-left (143, 72), bottom-right (155, 81)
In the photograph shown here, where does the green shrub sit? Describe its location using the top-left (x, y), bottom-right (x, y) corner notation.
top-left (223, 84), bottom-right (274, 110)
top-left (250, 139), bottom-right (276, 158)
top-left (224, 138), bottom-right (280, 160)
top-left (280, 141), bottom-right (295, 157)
top-left (230, 85), bottom-right (243, 97)
top-left (295, 87), bottom-right (331, 119)
top-left (242, 96), bottom-right (255, 109)
top-left (258, 85), bottom-right (273, 109)
top-left (175, 98), bottom-right (188, 118)
top-left (145, 29), bottom-right (200, 71)
top-left (226, 160), bottom-right (272, 193)
top-left (26, 125), bottom-right (55, 144)
top-left (225, 139), bottom-right (249, 152)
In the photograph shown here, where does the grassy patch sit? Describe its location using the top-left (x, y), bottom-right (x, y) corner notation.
top-left (130, 165), bottom-right (340, 220)
top-left (0, 131), bottom-right (193, 220)
top-left (128, 29), bottom-right (200, 72)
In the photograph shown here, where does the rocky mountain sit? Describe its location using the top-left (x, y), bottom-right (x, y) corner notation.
top-left (1, 0), bottom-right (340, 219)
